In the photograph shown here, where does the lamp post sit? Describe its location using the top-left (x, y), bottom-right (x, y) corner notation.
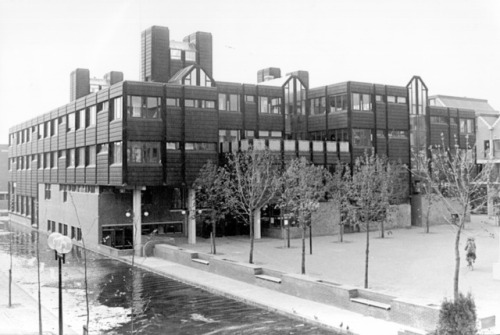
top-left (47, 232), bottom-right (73, 335)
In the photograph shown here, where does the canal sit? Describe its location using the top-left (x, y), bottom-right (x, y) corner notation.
top-left (0, 224), bottom-right (336, 334)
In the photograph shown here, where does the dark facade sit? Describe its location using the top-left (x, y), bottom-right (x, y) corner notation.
top-left (0, 144), bottom-right (8, 214)
top-left (8, 26), bottom-right (476, 251)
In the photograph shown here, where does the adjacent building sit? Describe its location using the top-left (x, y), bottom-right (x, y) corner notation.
top-left (7, 26), bottom-right (479, 253)
top-left (0, 144), bottom-right (8, 216)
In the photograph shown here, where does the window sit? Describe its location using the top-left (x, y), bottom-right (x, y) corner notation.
top-left (352, 93), bottom-right (372, 111)
top-left (88, 106), bottom-right (96, 126)
top-left (352, 129), bottom-right (373, 147)
top-left (86, 145), bottom-right (96, 165)
top-left (311, 97), bottom-right (326, 115)
top-left (98, 143), bottom-right (108, 154)
top-left (219, 130), bottom-right (241, 143)
top-left (38, 123), bottom-right (44, 138)
top-left (44, 152), bottom-right (50, 169)
top-left (67, 148), bottom-right (75, 167)
top-left (245, 95), bottom-right (255, 103)
top-left (387, 96), bottom-right (396, 103)
top-left (26, 128), bottom-right (31, 142)
top-left (58, 222), bottom-right (63, 233)
top-left (185, 51), bottom-right (196, 62)
top-left (460, 118), bottom-right (474, 134)
top-left (329, 95), bottom-right (347, 113)
top-left (127, 142), bottom-right (161, 164)
top-left (430, 116), bottom-right (448, 124)
top-left (127, 96), bottom-right (161, 119)
top-left (111, 97), bottom-right (123, 120)
top-left (77, 147), bottom-right (85, 167)
top-left (110, 142), bottom-right (122, 164)
top-left (77, 228), bottom-right (82, 241)
top-left (166, 98), bottom-right (180, 107)
top-left (97, 101), bottom-right (109, 113)
top-left (389, 130), bottom-right (408, 139)
top-left (185, 142), bottom-right (217, 151)
top-left (166, 142), bottom-right (180, 150)
top-left (171, 49), bottom-right (181, 60)
top-left (77, 109), bottom-right (86, 129)
top-left (51, 152), bottom-right (57, 168)
top-left (375, 95), bottom-right (384, 102)
top-left (50, 119), bottom-right (58, 136)
top-left (38, 154), bottom-right (43, 169)
top-left (184, 69), bottom-right (197, 86)
top-left (397, 96), bottom-right (407, 104)
top-left (71, 226), bottom-right (76, 239)
top-left (270, 98), bottom-right (281, 114)
top-left (219, 94), bottom-right (240, 112)
top-left (63, 224), bottom-right (68, 236)
top-left (67, 113), bottom-right (76, 132)
top-left (44, 184), bottom-right (51, 200)
top-left (44, 122), bottom-right (49, 138)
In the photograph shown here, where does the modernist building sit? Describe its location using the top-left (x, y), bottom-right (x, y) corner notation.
top-left (8, 26), bottom-right (477, 253)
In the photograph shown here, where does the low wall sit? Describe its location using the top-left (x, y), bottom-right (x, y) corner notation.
top-left (153, 243), bottom-right (472, 332)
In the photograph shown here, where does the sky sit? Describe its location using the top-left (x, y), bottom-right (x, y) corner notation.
top-left (1, 0), bottom-right (499, 142)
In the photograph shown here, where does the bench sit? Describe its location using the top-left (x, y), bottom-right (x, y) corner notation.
top-left (350, 297), bottom-right (391, 310)
top-left (255, 274), bottom-right (282, 284)
top-left (192, 258), bottom-right (209, 265)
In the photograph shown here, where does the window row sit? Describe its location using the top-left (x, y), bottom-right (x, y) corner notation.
top-left (309, 94), bottom-right (408, 115)
top-left (47, 220), bottom-right (82, 241)
top-left (11, 195), bottom-right (32, 217)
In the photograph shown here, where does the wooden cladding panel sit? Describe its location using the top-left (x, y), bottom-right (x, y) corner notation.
top-left (386, 86), bottom-right (408, 97)
top-left (166, 153), bottom-right (182, 185)
top-left (109, 165), bottom-right (123, 185)
top-left (50, 137), bottom-right (58, 151)
top-left (312, 152), bottom-right (325, 165)
top-left (126, 81), bottom-right (164, 96)
top-left (58, 159), bottom-right (66, 184)
top-left (459, 135), bottom-right (475, 148)
top-left (109, 82), bottom-right (124, 99)
top-left (96, 112), bottom-right (109, 144)
top-left (127, 166), bottom-right (162, 186)
top-left (326, 83), bottom-right (348, 95)
top-left (259, 114), bottom-right (283, 131)
top-left (429, 107), bottom-right (448, 116)
top-left (75, 167), bottom-right (85, 184)
top-left (184, 110), bottom-right (218, 142)
top-left (352, 111), bottom-right (374, 128)
top-left (352, 148), bottom-right (367, 160)
top-left (326, 152), bottom-right (339, 164)
top-left (388, 139), bottom-right (410, 164)
top-left (219, 111), bottom-right (243, 130)
top-left (43, 169), bottom-right (50, 183)
top-left (85, 166), bottom-right (96, 184)
top-left (376, 139), bottom-right (387, 157)
top-left (86, 127), bottom-right (96, 146)
top-left (185, 152), bottom-right (218, 185)
top-left (349, 82), bottom-right (373, 94)
top-left (339, 152), bottom-right (350, 163)
top-left (217, 82), bottom-right (243, 94)
top-left (97, 89), bottom-right (110, 103)
top-left (108, 121), bottom-right (123, 142)
top-left (183, 87), bottom-right (217, 100)
top-left (66, 168), bottom-right (75, 184)
top-left (127, 120), bottom-right (163, 141)
top-left (75, 129), bottom-right (85, 147)
top-left (166, 109), bottom-right (182, 141)
top-left (308, 115), bottom-right (326, 132)
top-left (67, 131), bottom-right (76, 148)
top-left (256, 86), bottom-right (281, 96)
top-left (43, 138), bottom-right (51, 153)
top-left (86, 93), bottom-right (97, 106)
top-left (50, 169), bottom-right (58, 184)
top-left (245, 104), bottom-right (258, 129)
top-left (430, 125), bottom-right (449, 147)
top-left (96, 154), bottom-right (109, 184)
top-left (387, 108), bottom-right (409, 130)
top-left (375, 104), bottom-right (387, 129)
top-left (328, 112), bottom-right (348, 129)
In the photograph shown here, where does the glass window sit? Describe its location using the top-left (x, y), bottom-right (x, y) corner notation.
top-left (67, 113), bottom-right (75, 132)
top-left (97, 101), bottom-right (109, 113)
top-left (127, 96), bottom-right (160, 119)
top-left (111, 142), bottom-right (122, 164)
top-left (352, 129), bottom-right (373, 148)
top-left (430, 116), bottom-right (448, 124)
top-left (50, 119), bottom-right (58, 136)
top-left (185, 142), bottom-right (217, 151)
top-left (67, 149), bottom-right (75, 167)
top-left (397, 96), bottom-right (407, 104)
top-left (171, 49), bottom-right (181, 60)
top-left (112, 97), bottom-right (123, 120)
top-left (77, 147), bottom-right (85, 167)
top-left (166, 142), bottom-right (180, 150)
top-left (362, 94), bottom-right (371, 111)
top-left (185, 51), bottom-right (196, 62)
top-left (219, 94), bottom-right (240, 112)
top-left (460, 118), bottom-right (474, 134)
top-left (219, 130), bottom-right (241, 143)
top-left (259, 97), bottom-right (269, 114)
top-left (352, 93), bottom-right (361, 110)
top-left (199, 69), bottom-right (212, 87)
top-left (166, 98), bottom-right (179, 107)
top-left (127, 142), bottom-right (161, 164)
top-left (389, 130), bottom-right (408, 139)
top-left (88, 106), bottom-right (96, 126)
top-left (245, 95), bottom-right (255, 103)
top-left (44, 152), bottom-right (50, 169)
top-left (77, 109), bottom-right (86, 129)
top-left (387, 96), bottom-right (396, 103)
top-left (44, 122), bottom-right (49, 138)
top-left (375, 95), bottom-right (384, 102)
top-left (86, 145), bottom-right (96, 165)
top-left (38, 123), bottom-right (45, 138)
top-left (270, 98), bottom-right (281, 114)
top-left (51, 152), bottom-right (57, 168)
top-left (185, 99), bottom-right (195, 107)
top-left (98, 143), bottom-right (108, 154)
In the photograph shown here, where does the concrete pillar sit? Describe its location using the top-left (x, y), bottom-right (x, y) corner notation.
top-left (187, 188), bottom-right (196, 244)
top-left (254, 208), bottom-right (261, 239)
top-left (132, 187), bottom-right (142, 257)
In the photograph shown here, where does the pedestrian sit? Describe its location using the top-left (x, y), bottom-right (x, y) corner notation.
top-left (465, 237), bottom-right (476, 269)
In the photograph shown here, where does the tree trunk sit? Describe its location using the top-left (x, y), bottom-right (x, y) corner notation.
top-left (249, 213), bottom-right (254, 264)
top-left (380, 220), bottom-right (385, 238)
top-left (364, 221), bottom-right (370, 289)
top-left (309, 225), bottom-right (312, 255)
top-left (339, 222), bottom-right (344, 243)
top-left (453, 220), bottom-right (464, 301)
top-left (301, 226), bottom-right (306, 274)
top-left (425, 195), bottom-right (432, 234)
top-left (212, 220), bottom-right (217, 255)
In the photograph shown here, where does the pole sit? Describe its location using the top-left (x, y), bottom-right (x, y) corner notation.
top-left (58, 254), bottom-right (63, 335)
top-left (309, 225), bottom-right (312, 255)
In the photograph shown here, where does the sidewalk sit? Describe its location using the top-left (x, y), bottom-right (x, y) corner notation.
top-left (0, 270), bottom-right (77, 335)
top-left (170, 217), bottom-right (500, 333)
top-left (124, 255), bottom-right (426, 335)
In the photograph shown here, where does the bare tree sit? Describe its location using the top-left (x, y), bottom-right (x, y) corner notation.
top-left (193, 160), bottom-right (233, 254)
top-left (277, 157), bottom-right (330, 274)
top-left (413, 140), bottom-right (496, 300)
top-left (327, 163), bottom-right (351, 242)
top-left (348, 151), bottom-right (403, 288)
top-left (222, 148), bottom-right (281, 264)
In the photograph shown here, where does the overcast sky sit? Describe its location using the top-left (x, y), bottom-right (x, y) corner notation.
top-left (1, 0), bottom-right (499, 142)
